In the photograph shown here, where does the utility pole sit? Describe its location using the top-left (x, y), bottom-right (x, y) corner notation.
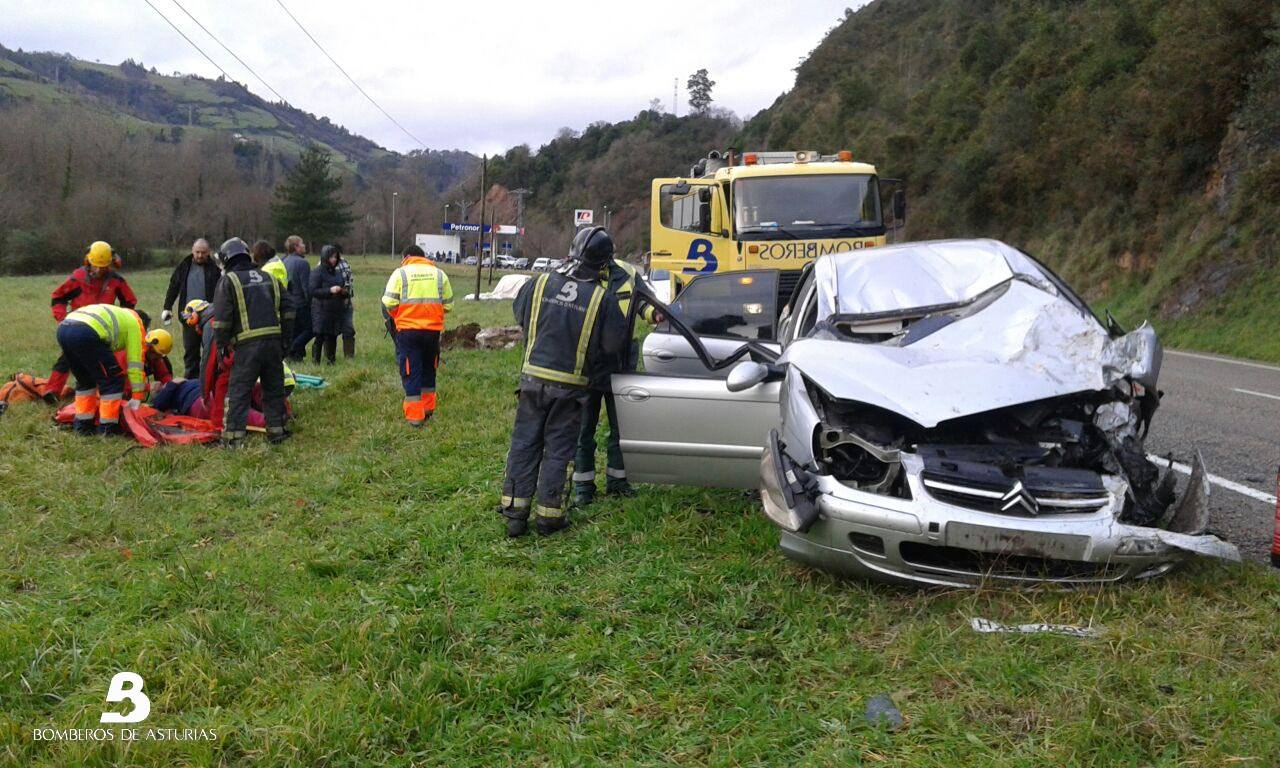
top-left (457, 199), bottom-right (469, 264)
top-left (603, 204), bottom-right (611, 230)
top-left (486, 208), bottom-right (496, 283)
top-left (391, 191), bottom-right (398, 256)
top-left (672, 77), bottom-right (678, 116)
top-left (474, 155), bottom-right (486, 303)
top-left (511, 188), bottom-right (531, 257)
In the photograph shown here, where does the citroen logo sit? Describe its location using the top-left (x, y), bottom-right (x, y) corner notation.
top-left (999, 480), bottom-right (1039, 515)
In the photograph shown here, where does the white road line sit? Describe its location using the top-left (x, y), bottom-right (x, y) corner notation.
top-left (1166, 349), bottom-right (1280, 373)
top-left (1149, 454), bottom-right (1278, 505)
top-left (1233, 387), bottom-right (1280, 402)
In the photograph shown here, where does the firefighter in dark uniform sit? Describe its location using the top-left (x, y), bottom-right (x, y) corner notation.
top-left (572, 257), bottom-right (663, 505)
top-left (499, 226), bottom-right (628, 537)
top-left (211, 237), bottom-right (288, 447)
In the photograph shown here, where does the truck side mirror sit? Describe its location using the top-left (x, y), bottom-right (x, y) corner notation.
top-left (892, 189), bottom-right (907, 223)
top-left (697, 187), bottom-right (713, 234)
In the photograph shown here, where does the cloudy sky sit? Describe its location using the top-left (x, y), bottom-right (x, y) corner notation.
top-left (2, 0), bottom-right (861, 155)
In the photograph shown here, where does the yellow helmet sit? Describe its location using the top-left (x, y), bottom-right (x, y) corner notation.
top-left (145, 329), bottom-right (173, 356)
top-left (181, 299), bottom-right (210, 326)
top-left (86, 241), bottom-right (114, 268)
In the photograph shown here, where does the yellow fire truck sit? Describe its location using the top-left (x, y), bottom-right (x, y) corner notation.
top-left (650, 149), bottom-right (904, 302)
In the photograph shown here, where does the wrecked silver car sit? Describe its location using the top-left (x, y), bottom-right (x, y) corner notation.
top-left (614, 239), bottom-right (1239, 587)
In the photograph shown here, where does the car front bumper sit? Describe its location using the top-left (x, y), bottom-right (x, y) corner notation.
top-left (760, 437), bottom-right (1215, 588)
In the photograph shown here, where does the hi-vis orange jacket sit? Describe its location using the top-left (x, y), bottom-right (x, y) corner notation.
top-left (381, 257), bottom-right (453, 331)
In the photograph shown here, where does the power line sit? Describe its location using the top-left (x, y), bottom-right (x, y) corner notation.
top-left (166, 0), bottom-right (291, 105)
top-left (273, 0), bottom-right (429, 150)
top-left (140, 0), bottom-right (237, 83)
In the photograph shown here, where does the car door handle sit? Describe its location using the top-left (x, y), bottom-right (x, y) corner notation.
top-left (651, 350), bottom-right (675, 362)
top-left (620, 387), bottom-right (650, 402)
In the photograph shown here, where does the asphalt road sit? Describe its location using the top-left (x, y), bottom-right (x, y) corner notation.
top-left (1145, 349), bottom-right (1280, 564)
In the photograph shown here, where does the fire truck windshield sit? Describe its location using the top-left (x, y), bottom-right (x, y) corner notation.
top-left (734, 174), bottom-right (883, 239)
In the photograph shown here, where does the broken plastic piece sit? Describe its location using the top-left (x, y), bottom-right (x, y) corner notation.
top-left (970, 617), bottom-right (1101, 638)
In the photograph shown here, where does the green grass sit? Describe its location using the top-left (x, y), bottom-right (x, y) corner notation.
top-left (1, 257), bottom-right (1278, 766)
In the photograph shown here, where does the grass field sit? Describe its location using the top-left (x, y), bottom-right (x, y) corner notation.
top-left (1, 257), bottom-right (1278, 766)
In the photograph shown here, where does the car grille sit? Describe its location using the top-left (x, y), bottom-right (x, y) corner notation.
top-left (899, 542), bottom-right (1124, 582)
top-left (920, 474), bottom-right (1111, 516)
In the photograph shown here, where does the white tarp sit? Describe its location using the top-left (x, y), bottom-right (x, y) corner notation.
top-left (464, 273), bottom-right (531, 301)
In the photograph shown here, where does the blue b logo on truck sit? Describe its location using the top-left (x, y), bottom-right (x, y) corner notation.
top-left (683, 239), bottom-right (718, 274)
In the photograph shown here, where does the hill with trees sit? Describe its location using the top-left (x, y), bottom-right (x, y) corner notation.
top-left (0, 46), bottom-right (477, 272)
top-left (740, 0), bottom-right (1280, 354)
top-left (483, 110), bottom-right (740, 260)
top-left (480, 0), bottom-right (1279, 356)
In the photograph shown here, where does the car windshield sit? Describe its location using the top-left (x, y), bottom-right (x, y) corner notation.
top-left (735, 174), bottom-right (882, 235)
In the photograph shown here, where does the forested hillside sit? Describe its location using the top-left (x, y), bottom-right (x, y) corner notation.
top-left (483, 0), bottom-right (1280, 357)
top-left (486, 110), bottom-right (740, 259)
top-left (741, 0), bottom-right (1280, 355)
top-left (0, 47), bottom-right (476, 272)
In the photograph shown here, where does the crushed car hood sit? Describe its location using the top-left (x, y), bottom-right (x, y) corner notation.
top-left (785, 241), bottom-right (1156, 428)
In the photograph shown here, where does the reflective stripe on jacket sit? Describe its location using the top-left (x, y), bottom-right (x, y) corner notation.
top-left (382, 257), bottom-right (453, 331)
top-left (520, 272), bottom-right (608, 387)
top-left (610, 259), bottom-right (656, 324)
top-left (63, 304), bottom-right (147, 391)
top-left (212, 264), bottom-right (281, 345)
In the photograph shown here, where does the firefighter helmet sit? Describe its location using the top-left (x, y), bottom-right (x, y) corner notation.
top-left (219, 237), bottom-right (249, 261)
top-left (569, 226), bottom-right (614, 269)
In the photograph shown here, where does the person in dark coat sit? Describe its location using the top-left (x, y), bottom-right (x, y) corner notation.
top-left (281, 235), bottom-right (313, 360)
top-left (160, 238), bottom-right (222, 379)
top-left (308, 245), bottom-right (348, 364)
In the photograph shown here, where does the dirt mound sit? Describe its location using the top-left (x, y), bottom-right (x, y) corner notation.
top-left (441, 323), bottom-right (481, 349)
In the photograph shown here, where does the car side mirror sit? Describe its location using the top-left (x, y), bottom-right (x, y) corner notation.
top-left (726, 361), bottom-right (769, 392)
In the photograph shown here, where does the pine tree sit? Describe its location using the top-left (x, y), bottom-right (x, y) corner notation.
top-left (271, 145), bottom-right (355, 250)
top-left (686, 69), bottom-right (715, 113)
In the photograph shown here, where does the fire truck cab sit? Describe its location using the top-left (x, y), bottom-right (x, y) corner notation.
top-left (649, 149), bottom-right (904, 307)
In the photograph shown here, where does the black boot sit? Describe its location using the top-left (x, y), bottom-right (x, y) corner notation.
top-left (96, 422), bottom-right (124, 436)
top-left (535, 514), bottom-right (570, 536)
top-left (501, 508), bottom-right (528, 538)
top-left (605, 478), bottom-right (636, 497)
top-left (72, 419), bottom-right (96, 436)
top-left (572, 482), bottom-right (596, 507)
top-left (342, 336), bottom-right (355, 359)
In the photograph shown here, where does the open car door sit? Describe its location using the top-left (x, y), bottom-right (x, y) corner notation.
top-left (612, 270), bottom-right (783, 489)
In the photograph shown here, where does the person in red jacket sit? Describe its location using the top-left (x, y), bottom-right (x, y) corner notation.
top-left (43, 241), bottom-right (139, 401)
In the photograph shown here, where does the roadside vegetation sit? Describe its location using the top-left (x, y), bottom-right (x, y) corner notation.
top-left (1, 260), bottom-right (1278, 766)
